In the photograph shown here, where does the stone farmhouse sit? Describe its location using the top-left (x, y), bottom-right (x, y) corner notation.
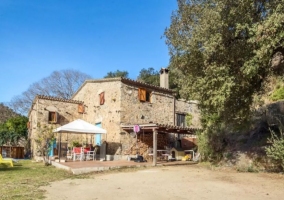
top-left (28, 68), bottom-right (199, 161)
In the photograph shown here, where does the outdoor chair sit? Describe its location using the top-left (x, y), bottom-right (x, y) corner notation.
top-left (85, 148), bottom-right (97, 161)
top-left (72, 147), bottom-right (84, 161)
top-left (0, 154), bottom-right (13, 167)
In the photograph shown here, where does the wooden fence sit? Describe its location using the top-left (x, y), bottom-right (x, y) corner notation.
top-left (0, 146), bottom-right (24, 159)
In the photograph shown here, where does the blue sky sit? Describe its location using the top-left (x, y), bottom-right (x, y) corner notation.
top-left (0, 0), bottom-right (177, 103)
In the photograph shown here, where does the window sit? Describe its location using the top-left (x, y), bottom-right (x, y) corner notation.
top-left (176, 114), bottom-right (186, 127)
top-left (99, 92), bottom-right (105, 105)
top-left (48, 111), bottom-right (58, 123)
top-left (138, 88), bottom-right (151, 102)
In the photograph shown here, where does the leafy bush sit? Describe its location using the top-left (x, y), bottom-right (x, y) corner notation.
top-left (270, 87), bottom-right (284, 101)
top-left (265, 130), bottom-right (284, 170)
top-left (186, 113), bottom-right (193, 126)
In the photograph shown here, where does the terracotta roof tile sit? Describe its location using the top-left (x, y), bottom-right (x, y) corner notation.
top-left (37, 95), bottom-right (83, 104)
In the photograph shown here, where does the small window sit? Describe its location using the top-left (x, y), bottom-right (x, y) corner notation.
top-left (138, 88), bottom-right (151, 102)
top-left (99, 92), bottom-right (105, 105)
top-left (48, 111), bottom-right (58, 123)
top-left (176, 114), bottom-right (186, 127)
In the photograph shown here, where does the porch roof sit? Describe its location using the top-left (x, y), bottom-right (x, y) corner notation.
top-left (121, 123), bottom-right (197, 134)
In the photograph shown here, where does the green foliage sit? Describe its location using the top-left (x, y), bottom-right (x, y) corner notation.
top-left (165, 0), bottom-right (284, 161)
top-left (0, 116), bottom-right (28, 146)
top-left (104, 70), bottom-right (129, 78)
top-left (72, 141), bottom-right (81, 147)
top-left (185, 113), bottom-right (193, 126)
top-left (270, 87), bottom-right (284, 101)
top-left (5, 116), bottom-right (28, 138)
top-left (265, 129), bottom-right (284, 170)
top-left (137, 67), bottom-right (159, 86)
top-left (236, 165), bottom-right (259, 173)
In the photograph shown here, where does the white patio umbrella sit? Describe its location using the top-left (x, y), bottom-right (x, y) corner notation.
top-left (53, 119), bottom-right (107, 161)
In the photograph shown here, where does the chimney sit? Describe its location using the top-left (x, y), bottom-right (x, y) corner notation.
top-left (160, 68), bottom-right (169, 89)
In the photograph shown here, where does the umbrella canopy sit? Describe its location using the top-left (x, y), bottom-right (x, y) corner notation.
top-left (53, 119), bottom-right (107, 134)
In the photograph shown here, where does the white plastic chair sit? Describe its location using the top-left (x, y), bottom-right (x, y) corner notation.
top-left (73, 147), bottom-right (84, 161)
top-left (86, 148), bottom-right (97, 161)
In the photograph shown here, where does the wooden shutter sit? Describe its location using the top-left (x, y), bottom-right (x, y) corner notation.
top-left (27, 121), bottom-right (30, 129)
top-left (78, 104), bottom-right (84, 113)
top-left (138, 88), bottom-right (146, 101)
top-left (99, 92), bottom-right (105, 105)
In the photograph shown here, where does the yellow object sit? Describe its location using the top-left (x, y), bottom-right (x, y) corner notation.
top-left (182, 154), bottom-right (190, 161)
top-left (0, 154), bottom-right (13, 167)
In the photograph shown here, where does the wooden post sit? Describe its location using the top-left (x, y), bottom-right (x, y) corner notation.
top-left (153, 128), bottom-right (158, 166)
top-left (58, 132), bottom-right (62, 162)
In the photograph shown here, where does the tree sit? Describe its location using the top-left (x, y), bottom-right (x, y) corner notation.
top-left (0, 103), bottom-right (19, 124)
top-left (104, 70), bottom-right (129, 78)
top-left (165, 0), bottom-right (284, 124)
top-left (137, 67), bottom-right (181, 97)
top-left (9, 69), bottom-right (92, 115)
top-left (137, 67), bottom-right (159, 86)
top-left (165, 0), bottom-right (284, 159)
top-left (0, 116), bottom-right (28, 146)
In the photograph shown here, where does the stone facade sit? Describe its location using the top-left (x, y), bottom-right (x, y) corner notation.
top-left (175, 99), bottom-right (200, 128)
top-left (28, 77), bottom-right (200, 158)
top-left (28, 96), bottom-right (84, 158)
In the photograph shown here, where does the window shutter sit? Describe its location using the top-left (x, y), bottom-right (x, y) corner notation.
top-left (27, 121), bottom-right (30, 129)
top-left (55, 112), bottom-right (58, 123)
top-left (99, 92), bottom-right (105, 105)
top-left (78, 104), bottom-right (84, 113)
top-left (138, 88), bottom-right (146, 101)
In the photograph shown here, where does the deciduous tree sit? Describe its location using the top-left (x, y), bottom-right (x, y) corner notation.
top-left (9, 69), bottom-right (91, 115)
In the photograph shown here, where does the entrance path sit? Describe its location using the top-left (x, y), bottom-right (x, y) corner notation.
top-left (41, 165), bottom-right (284, 200)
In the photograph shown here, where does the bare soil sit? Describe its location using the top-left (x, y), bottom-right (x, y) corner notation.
top-left (41, 165), bottom-right (284, 200)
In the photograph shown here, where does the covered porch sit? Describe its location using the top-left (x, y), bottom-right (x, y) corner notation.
top-left (121, 123), bottom-right (197, 166)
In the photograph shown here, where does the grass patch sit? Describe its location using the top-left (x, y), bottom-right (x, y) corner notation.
top-left (0, 160), bottom-right (89, 200)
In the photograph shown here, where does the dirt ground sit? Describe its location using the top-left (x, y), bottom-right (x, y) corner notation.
top-left (41, 165), bottom-right (284, 200)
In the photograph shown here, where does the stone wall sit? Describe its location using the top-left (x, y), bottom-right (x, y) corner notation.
top-left (28, 96), bottom-right (83, 158)
top-left (175, 99), bottom-right (201, 128)
top-left (72, 79), bottom-right (178, 155)
top-left (120, 84), bottom-right (175, 125)
top-left (72, 79), bottom-right (123, 154)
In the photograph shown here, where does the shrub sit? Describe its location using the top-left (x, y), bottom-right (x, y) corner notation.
top-left (270, 87), bottom-right (284, 101)
top-left (265, 129), bottom-right (284, 170)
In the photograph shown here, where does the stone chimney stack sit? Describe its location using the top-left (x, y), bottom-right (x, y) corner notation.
top-left (160, 68), bottom-right (169, 89)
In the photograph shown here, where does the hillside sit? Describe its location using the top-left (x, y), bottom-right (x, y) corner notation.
top-left (0, 103), bottom-right (19, 124)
